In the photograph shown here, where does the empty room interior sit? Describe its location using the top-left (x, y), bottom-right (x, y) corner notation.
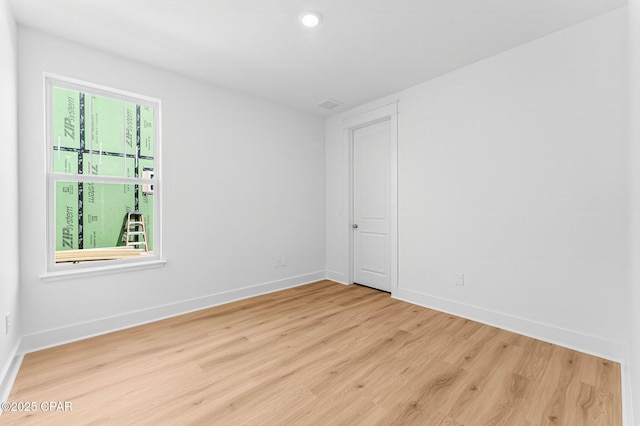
top-left (1, 0), bottom-right (640, 424)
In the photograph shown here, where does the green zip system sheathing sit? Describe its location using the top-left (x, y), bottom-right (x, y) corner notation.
top-left (52, 87), bottom-right (155, 255)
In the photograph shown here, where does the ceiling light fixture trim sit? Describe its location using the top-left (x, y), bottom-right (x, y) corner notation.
top-left (300, 11), bottom-right (321, 28)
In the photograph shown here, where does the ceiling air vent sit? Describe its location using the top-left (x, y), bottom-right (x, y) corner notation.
top-left (316, 98), bottom-right (343, 111)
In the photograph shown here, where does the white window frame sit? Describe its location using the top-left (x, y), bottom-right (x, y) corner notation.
top-left (42, 74), bottom-right (165, 280)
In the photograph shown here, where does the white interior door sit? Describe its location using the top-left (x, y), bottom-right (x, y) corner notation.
top-left (353, 119), bottom-right (391, 292)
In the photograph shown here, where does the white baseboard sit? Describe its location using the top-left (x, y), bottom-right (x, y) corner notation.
top-left (325, 270), bottom-right (348, 285)
top-left (20, 271), bottom-right (325, 354)
top-left (393, 287), bottom-right (634, 425)
top-left (0, 338), bottom-right (23, 409)
top-left (9, 275), bottom-right (636, 425)
top-left (393, 287), bottom-right (627, 363)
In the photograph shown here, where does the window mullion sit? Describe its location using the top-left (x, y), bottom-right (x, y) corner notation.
top-left (49, 172), bottom-right (155, 185)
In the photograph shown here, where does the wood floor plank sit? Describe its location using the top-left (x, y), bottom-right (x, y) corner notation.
top-left (1, 280), bottom-right (622, 425)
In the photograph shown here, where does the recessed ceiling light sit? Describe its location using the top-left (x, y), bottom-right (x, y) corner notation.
top-left (300, 12), bottom-right (321, 28)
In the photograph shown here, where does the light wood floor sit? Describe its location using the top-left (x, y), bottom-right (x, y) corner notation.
top-left (2, 280), bottom-right (621, 425)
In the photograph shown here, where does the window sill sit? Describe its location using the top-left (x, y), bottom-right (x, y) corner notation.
top-left (39, 259), bottom-right (167, 282)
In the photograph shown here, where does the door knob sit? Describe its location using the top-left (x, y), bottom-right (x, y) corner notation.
top-left (353, 224), bottom-right (358, 229)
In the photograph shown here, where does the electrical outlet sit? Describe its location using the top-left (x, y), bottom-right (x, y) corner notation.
top-left (275, 258), bottom-right (282, 268)
top-left (455, 273), bottom-right (465, 286)
top-left (5, 313), bottom-right (10, 335)
top-left (281, 257), bottom-right (287, 267)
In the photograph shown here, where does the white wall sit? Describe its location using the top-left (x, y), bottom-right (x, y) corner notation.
top-left (18, 28), bottom-right (325, 349)
top-left (628, 0), bottom-right (640, 422)
top-left (0, 0), bottom-right (20, 399)
top-left (327, 8), bottom-right (628, 362)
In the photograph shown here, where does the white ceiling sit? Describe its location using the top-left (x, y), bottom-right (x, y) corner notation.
top-left (9, 0), bottom-right (626, 116)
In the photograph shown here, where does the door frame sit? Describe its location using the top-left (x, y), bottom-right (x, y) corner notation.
top-left (343, 102), bottom-right (398, 294)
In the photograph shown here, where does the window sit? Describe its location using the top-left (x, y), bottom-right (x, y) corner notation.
top-left (45, 75), bottom-right (163, 275)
